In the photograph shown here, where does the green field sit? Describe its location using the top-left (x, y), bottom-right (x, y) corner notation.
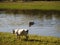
top-left (0, 32), bottom-right (60, 45)
top-left (0, 1), bottom-right (60, 10)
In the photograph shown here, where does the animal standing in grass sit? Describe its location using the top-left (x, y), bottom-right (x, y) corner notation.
top-left (13, 29), bottom-right (28, 39)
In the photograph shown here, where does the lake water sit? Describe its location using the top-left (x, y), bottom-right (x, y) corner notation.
top-left (0, 13), bottom-right (60, 37)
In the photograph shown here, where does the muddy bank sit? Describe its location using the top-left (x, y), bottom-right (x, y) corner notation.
top-left (0, 9), bottom-right (60, 15)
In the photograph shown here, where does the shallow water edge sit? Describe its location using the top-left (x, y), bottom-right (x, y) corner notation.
top-left (0, 9), bottom-right (60, 15)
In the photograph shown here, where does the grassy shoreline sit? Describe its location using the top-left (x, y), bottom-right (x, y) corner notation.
top-left (0, 1), bottom-right (60, 10)
top-left (0, 32), bottom-right (60, 45)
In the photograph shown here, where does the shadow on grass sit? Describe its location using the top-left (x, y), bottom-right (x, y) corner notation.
top-left (23, 39), bottom-right (59, 43)
top-left (23, 39), bottom-right (42, 42)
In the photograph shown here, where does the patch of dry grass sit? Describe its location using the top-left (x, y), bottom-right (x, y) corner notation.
top-left (0, 32), bottom-right (60, 45)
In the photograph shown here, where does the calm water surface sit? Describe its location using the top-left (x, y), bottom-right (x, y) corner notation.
top-left (0, 13), bottom-right (60, 37)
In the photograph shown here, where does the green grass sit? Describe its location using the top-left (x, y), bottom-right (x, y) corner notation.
top-left (0, 1), bottom-right (60, 10)
top-left (0, 32), bottom-right (60, 45)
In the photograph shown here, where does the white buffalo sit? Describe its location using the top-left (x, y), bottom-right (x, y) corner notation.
top-left (13, 29), bottom-right (28, 39)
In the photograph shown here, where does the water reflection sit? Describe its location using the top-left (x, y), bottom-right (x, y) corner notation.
top-left (0, 13), bottom-right (60, 37)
